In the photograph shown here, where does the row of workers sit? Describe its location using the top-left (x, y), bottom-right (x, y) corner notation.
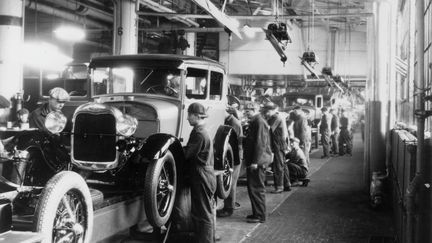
top-left (179, 100), bottom-right (310, 242)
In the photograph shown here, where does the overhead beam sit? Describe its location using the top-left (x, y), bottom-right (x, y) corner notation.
top-left (139, 27), bottom-right (226, 32)
top-left (138, 0), bottom-right (199, 27)
top-left (137, 11), bottom-right (373, 20)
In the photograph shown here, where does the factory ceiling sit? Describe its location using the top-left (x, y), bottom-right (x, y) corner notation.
top-left (25, 0), bottom-right (369, 40)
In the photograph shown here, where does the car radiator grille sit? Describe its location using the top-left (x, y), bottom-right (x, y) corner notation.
top-left (73, 113), bottom-right (117, 162)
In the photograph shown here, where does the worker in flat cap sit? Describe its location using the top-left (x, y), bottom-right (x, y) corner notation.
top-left (244, 101), bottom-right (272, 223)
top-left (242, 102), bottom-right (257, 137)
top-left (319, 107), bottom-right (332, 159)
top-left (29, 87), bottom-right (70, 132)
top-left (217, 104), bottom-right (243, 218)
top-left (184, 102), bottom-right (217, 242)
top-left (286, 137), bottom-right (310, 186)
top-left (261, 102), bottom-right (291, 193)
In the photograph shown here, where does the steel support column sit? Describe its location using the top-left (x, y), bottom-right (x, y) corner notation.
top-left (113, 0), bottom-right (138, 55)
top-left (412, 0), bottom-right (430, 241)
top-left (0, 0), bottom-right (23, 100)
top-left (364, 0), bottom-right (395, 185)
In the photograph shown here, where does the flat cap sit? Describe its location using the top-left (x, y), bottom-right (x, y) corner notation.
top-left (188, 102), bottom-right (208, 118)
top-left (49, 87), bottom-right (70, 102)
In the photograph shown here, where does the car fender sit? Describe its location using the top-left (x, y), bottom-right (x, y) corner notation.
top-left (213, 125), bottom-right (240, 170)
top-left (139, 133), bottom-right (185, 168)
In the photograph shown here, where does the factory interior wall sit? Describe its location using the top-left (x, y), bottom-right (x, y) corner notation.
top-left (219, 20), bottom-right (368, 77)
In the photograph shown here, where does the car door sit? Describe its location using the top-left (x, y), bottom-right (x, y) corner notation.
top-left (179, 66), bottom-right (209, 146)
top-left (206, 67), bottom-right (226, 139)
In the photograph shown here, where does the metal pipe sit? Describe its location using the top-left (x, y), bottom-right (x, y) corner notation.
top-left (406, 0), bottom-right (425, 242)
top-left (406, 174), bottom-right (423, 243)
top-left (25, 0), bottom-right (108, 28)
top-left (137, 0), bottom-right (199, 27)
top-left (136, 11), bottom-right (373, 19)
top-left (69, 0), bottom-right (114, 18)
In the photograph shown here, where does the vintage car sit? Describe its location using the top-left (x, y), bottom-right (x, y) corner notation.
top-left (0, 54), bottom-right (240, 242)
top-left (282, 93), bottom-right (328, 148)
top-left (283, 93), bottom-right (324, 126)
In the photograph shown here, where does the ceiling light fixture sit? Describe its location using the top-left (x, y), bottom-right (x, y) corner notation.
top-left (54, 26), bottom-right (86, 42)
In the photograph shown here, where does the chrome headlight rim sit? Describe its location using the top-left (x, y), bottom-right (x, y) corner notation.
top-left (116, 114), bottom-right (138, 137)
top-left (45, 111), bottom-right (67, 134)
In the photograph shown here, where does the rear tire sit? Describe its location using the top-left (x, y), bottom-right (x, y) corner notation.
top-left (216, 144), bottom-right (234, 199)
top-left (144, 151), bottom-right (177, 228)
top-left (33, 171), bottom-right (93, 243)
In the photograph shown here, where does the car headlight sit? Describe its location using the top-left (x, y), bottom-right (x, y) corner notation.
top-left (45, 111), bottom-right (67, 134)
top-left (116, 114), bottom-right (138, 137)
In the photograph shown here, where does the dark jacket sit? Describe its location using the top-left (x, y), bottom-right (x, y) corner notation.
top-left (244, 114), bottom-right (272, 167)
top-left (293, 113), bottom-right (312, 144)
top-left (340, 116), bottom-right (350, 129)
top-left (319, 113), bottom-right (332, 133)
top-left (225, 114), bottom-right (243, 146)
top-left (29, 103), bottom-right (50, 133)
top-left (268, 113), bottom-right (288, 152)
top-left (184, 124), bottom-right (216, 192)
top-left (225, 114), bottom-right (243, 162)
top-left (331, 114), bottom-right (340, 133)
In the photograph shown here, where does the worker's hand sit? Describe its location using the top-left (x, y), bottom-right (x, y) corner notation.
top-left (250, 164), bottom-right (258, 170)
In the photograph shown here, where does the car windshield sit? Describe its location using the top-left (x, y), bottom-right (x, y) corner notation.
top-left (91, 66), bottom-right (181, 98)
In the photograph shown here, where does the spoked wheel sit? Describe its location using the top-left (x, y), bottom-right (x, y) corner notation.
top-left (144, 151), bottom-right (177, 228)
top-left (33, 171), bottom-right (93, 243)
top-left (216, 144), bottom-right (234, 199)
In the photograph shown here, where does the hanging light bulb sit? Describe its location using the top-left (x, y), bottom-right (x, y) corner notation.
top-left (54, 25), bottom-right (86, 42)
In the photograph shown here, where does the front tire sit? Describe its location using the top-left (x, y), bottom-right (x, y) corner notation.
top-left (216, 144), bottom-right (234, 199)
top-left (33, 171), bottom-right (93, 243)
top-left (144, 151), bottom-right (177, 228)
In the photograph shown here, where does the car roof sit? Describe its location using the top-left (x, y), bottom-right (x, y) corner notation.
top-left (89, 54), bottom-right (225, 70)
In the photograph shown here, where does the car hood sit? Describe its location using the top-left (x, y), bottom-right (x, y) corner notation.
top-left (93, 94), bottom-right (181, 136)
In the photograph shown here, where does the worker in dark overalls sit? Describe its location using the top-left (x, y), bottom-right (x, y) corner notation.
top-left (330, 108), bottom-right (340, 156)
top-left (319, 107), bottom-right (332, 159)
top-left (338, 109), bottom-right (353, 156)
top-left (217, 105), bottom-right (243, 217)
top-left (244, 104), bottom-right (273, 223)
top-left (184, 102), bottom-right (216, 243)
top-left (263, 102), bottom-right (290, 193)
